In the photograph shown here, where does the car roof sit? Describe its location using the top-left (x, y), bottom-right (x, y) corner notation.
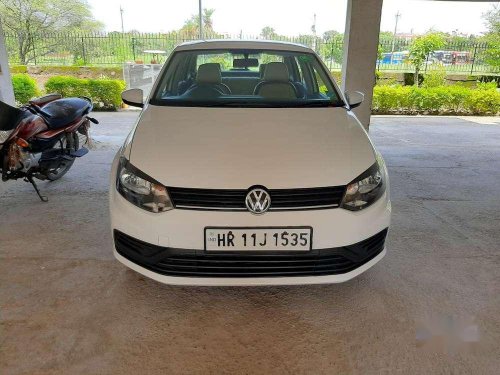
top-left (174, 39), bottom-right (314, 53)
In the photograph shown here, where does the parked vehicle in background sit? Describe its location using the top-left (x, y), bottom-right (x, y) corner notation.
top-left (0, 94), bottom-right (98, 201)
top-left (110, 40), bottom-right (391, 286)
top-left (433, 50), bottom-right (472, 65)
top-left (379, 51), bottom-right (409, 64)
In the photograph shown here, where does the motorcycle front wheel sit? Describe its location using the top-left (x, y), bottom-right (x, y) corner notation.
top-left (44, 132), bottom-right (79, 181)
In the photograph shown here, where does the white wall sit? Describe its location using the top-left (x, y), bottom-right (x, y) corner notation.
top-left (342, 0), bottom-right (384, 131)
top-left (0, 19), bottom-right (15, 105)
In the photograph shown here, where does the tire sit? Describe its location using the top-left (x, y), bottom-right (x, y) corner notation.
top-left (44, 132), bottom-right (79, 181)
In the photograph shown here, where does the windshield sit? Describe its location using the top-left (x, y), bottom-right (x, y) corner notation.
top-left (150, 49), bottom-right (344, 108)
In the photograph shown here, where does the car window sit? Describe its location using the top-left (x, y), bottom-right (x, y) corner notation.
top-left (312, 62), bottom-right (334, 98)
top-left (196, 53), bottom-right (233, 70)
top-left (295, 59), bottom-right (306, 86)
top-left (151, 48), bottom-right (344, 108)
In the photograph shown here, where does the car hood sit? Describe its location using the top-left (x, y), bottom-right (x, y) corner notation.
top-left (128, 105), bottom-right (376, 189)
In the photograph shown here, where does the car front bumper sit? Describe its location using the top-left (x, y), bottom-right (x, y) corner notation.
top-left (109, 153), bottom-right (391, 286)
top-left (114, 245), bottom-right (387, 286)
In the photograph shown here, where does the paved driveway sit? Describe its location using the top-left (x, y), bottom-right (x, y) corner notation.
top-left (1, 113), bottom-right (499, 374)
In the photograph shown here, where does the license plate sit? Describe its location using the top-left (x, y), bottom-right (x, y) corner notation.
top-left (205, 227), bottom-right (312, 251)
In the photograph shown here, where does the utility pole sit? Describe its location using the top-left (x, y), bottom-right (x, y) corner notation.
top-left (312, 13), bottom-right (317, 51)
top-left (198, 0), bottom-right (203, 39)
top-left (390, 11), bottom-right (401, 65)
top-left (120, 6), bottom-right (125, 33)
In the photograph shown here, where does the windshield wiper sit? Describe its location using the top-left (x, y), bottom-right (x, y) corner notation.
top-left (151, 99), bottom-right (343, 108)
top-left (291, 101), bottom-right (341, 108)
top-left (198, 101), bottom-right (342, 108)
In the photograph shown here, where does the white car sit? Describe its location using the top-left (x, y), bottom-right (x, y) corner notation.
top-left (110, 40), bottom-right (391, 286)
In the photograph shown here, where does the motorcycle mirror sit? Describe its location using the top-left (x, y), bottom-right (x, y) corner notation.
top-left (122, 89), bottom-right (144, 108)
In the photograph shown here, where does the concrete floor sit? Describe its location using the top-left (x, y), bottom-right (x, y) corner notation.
top-left (1, 113), bottom-right (499, 374)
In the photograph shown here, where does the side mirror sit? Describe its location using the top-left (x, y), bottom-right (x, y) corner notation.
top-left (122, 89), bottom-right (144, 108)
top-left (345, 91), bottom-right (364, 109)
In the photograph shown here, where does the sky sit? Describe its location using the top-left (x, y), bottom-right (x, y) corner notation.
top-left (87, 0), bottom-right (498, 36)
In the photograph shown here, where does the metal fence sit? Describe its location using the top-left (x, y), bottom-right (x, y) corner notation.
top-left (4, 32), bottom-right (499, 75)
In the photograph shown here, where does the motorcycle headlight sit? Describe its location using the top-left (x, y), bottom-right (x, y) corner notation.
top-left (341, 161), bottom-right (386, 211)
top-left (117, 157), bottom-right (173, 213)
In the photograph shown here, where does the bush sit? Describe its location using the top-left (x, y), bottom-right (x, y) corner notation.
top-left (372, 85), bottom-right (500, 115)
top-left (476, 75), bottom-right (500, 88)
top-left (45, 76), bottom-right (85, 98)
top-left (34, 65), bottom-right (123, 79)
top-left (423, 66), bottom-right (447, 88)
top-left (10, 65), bottom-right (28, 74)
top-left (465, 89), bottom-right (500, 115)
top-left (404, 72), bottom-right (424, 86)
top-left (331, 71), bottom-right (342, 86)
top-left (476, 81), bottom-right (498, 91)
top-left (445, 85), bottom-right (470, 113)
top-left (12, 74), bottom-right (39, 105)
top-left (45, 76), bottom-right (125, 110)
top-left (372, 86), bottom-right (413, 112)
top-left (87, 79), bottom-right (125, 109)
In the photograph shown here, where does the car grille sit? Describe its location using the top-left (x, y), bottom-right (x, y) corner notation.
top-left (168, 186), bottom-right (346, 211)
top-left (114, 229), bottom-right (387, 278)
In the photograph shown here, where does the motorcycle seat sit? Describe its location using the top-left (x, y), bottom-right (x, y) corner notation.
top-left (41, 98), bottom-right (92, 129)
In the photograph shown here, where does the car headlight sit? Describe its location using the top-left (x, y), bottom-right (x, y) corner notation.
top-left (117, 157), bottom-right (173, 213)
top-left (341, 161), bottom-right (386, 211)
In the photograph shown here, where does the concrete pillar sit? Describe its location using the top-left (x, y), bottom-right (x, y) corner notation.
top-left (342, 0), bottom-right (383, 130)
top-left (0, 19), bottom-right (15, 106)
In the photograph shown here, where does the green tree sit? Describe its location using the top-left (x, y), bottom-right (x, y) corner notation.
top-left (377, 44), bottom-right (384, 61)
top-left (260, 26), bottom-right (277, 40)
top-left (446, 31), bottom-right (477, 45)
top-left (180, 8), bottom-right (217, 38)
top-left (409, 33), bottom-right (445, 86)
top-left (482, 4), bottom-right (500, 69)
top-left (0, 0), bottom-right (102, 64)
top-left (322, 30), bottom-right (340, 41)
top-left (484, 4), bottom-right (500, 33)
top-left (378, 31), bottom-right (394, 44)
top-left (320, 32), bottom-right (343, 64)
top-left (297, 34), bottom-right (316, 49)
top-left (377, 31), bottom-right (413, 54)
top-left (203, 8), bottom-right (215, 31)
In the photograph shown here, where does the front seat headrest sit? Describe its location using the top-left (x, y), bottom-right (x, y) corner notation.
top-left (259, 63), bottom-right (267, 79)
top-left (196, 63), bottom-right (222, 85)
top-left (263, 62), bottom-right (290, 82)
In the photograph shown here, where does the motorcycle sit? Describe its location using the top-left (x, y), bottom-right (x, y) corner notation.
top-left (0, 94), bottom-right (98, 201)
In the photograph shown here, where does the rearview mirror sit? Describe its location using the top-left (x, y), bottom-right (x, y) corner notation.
top-left (233, 58), bottom-right (259, 68)
top-left (122, 89), bottom-right (144, 108)
top-left (345, 91), bottom-right (364, 109)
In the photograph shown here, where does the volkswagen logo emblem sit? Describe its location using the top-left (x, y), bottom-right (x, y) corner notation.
top-left (245, 188), bottom-right (271, 214)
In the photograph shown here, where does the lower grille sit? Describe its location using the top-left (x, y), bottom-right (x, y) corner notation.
top-left (114, 229), bottom-right (388, 278)
top-left (168, 186), bottom-right (346, 211)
